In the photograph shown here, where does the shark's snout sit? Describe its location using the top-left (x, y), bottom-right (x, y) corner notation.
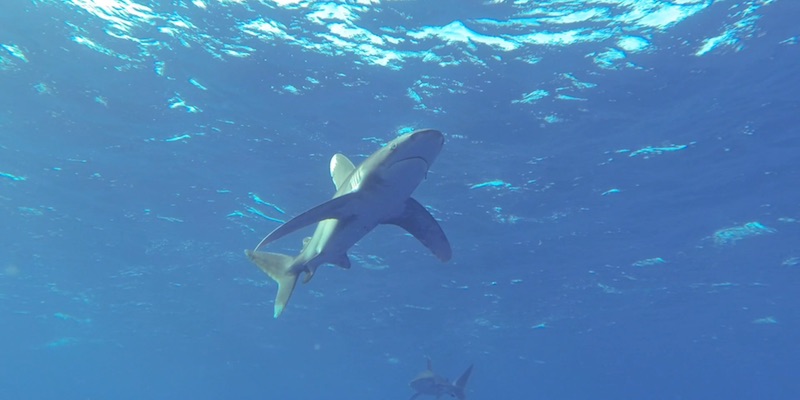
top-left (392, 129), bottom-right (444, 168)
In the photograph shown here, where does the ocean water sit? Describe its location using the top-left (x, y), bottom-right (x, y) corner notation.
top-left (1, 1), bottom-right (799, 399)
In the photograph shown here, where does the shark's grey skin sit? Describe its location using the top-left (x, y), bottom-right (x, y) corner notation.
top-left (245, 129), bottom-right (451, 318)
top-left (409, 358), bottom-right (473, 400)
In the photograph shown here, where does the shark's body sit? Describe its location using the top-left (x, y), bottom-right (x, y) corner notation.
top-left (245, 129), bottom-right (451, 318)
top-left (409, 358), bottom-right (473, 400)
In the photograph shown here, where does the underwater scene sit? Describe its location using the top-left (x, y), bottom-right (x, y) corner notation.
top-left (1, 0), bottom-right (799, 399)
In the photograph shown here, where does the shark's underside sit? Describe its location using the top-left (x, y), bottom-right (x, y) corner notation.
top-left (245, 129), bottom-right (451, 318)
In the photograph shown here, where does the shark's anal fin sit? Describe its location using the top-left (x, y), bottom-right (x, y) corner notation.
top-left (254, 193), bottom-right (359, 251)
top-left (384, 198), bottom-right (452, 262)
top-left (301, 270), bottom-right (315, 284)
top-left (301, 253), bottom-right (350, 284)
top-left (330, 153), bottom-right (356, 190)
top-left (244, 249), bottom-right (299, 318)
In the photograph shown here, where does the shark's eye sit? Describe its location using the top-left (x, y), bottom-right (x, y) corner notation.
top-left (390, 143), bottom-right (397, 150)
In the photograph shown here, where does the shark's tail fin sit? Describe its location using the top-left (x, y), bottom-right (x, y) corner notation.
top-left (244, 249), bottom-right (298, 318)
top-left (453, 364), bottom-right (473, 400)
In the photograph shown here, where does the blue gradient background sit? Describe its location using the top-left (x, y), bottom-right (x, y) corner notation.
top-left (2, 1), bottom-right (799, 399)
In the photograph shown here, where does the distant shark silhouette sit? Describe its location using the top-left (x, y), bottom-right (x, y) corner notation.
top-left (245, 129), bottom-right (451, 318)
top-left (409, 358), bottom-right (473, 400)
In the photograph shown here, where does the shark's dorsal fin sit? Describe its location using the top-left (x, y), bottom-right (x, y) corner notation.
top-left (455, 364), bottom-right (473, 389)
top-left (330, 153), bottom-right (356, 191)
top-left (254, 193), bottom-right (358, 251)
top-left (453, 364), bottom-right (473, 399)
top-left (384, 198), bottom-right (452, 262)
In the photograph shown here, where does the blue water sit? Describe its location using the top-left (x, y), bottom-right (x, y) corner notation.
top-left (2, 1), bottom-right (799, 399)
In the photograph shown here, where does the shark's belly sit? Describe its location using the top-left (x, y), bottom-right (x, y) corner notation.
top-left (299, 158), bottom-right (429, 269)
top-left (301, 215), bottom-right (380, 268)
top-left (356, 158), bottom-right (428, 202)
top-left (378, 157), bottom-right (428, 197)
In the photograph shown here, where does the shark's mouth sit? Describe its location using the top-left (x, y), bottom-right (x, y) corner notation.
top-left (391, 156), bottom-right (431, 179)
top-left (396, 156), bottom-right (430, 170)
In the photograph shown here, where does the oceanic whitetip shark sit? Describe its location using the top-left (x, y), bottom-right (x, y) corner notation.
top-left (409, 358), bottom-right (473, 400)
top-left (245, 129), bottom-right (452, 318)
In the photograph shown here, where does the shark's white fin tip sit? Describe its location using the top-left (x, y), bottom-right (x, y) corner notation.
top-left (245, 249), bottom-right (298, 319)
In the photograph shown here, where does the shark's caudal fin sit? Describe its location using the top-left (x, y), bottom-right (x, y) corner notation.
top-left (244, 249), bottom-right (298, 318)
top-left (453, 364), bottom-right (473, 400)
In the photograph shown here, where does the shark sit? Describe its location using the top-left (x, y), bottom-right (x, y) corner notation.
top-left (409, 358), bottom-right (473, 400)
top-left (245, 129), bottom-right (452, 318)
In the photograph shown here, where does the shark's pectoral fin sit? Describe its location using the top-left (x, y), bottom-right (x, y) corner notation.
top-left (330, 153), bottom-right (356, 190)
top-left (384, 198), bottom-right (452, 262)
top-left (244, 249), bottom-right (299, 318)
top-left (254, 193), bottom-right (359, 251)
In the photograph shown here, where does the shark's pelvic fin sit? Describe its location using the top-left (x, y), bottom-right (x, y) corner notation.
top-left (244, 249), bottom-right (299, 318)
top-left (384, 198), bottom-right (452, 262)
top-left (330, 153), bottom-right (356, 190)
top-left (334, 253), bottom-right (352, 269)
top-left (254, 193), bottom-right (359, 251)
top-left (331, 253), bottom-right (350, 269)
